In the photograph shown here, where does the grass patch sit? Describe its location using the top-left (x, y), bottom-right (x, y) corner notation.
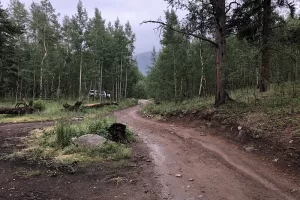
top-left (142, 97), bottom-right (214, 117)
top-left (10, 115), bottom-right (134, 165)
top-left (14, 168), bottom-right (42, 178)
top-left (143, 83), bottom-right (300, 136)
top-left (0, 98), bottom-right (138, 123)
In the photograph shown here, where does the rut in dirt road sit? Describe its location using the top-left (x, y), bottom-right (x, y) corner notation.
top-left (115, 105), bottom-right (300, 200)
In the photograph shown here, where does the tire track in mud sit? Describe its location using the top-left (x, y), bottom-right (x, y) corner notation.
top-left (115, 105), bottom-right (300, 200)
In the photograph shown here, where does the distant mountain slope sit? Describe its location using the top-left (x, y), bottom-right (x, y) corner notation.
top-left (133, 51), bottom-right (152, 75)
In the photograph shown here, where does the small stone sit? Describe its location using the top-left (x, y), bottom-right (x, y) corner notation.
top-left (175, 174), bottom-right (182, 178)
top-left (186, 198), bottom-right (195, 200)
top-left (289, 140), bottom-right (294, 144)
top-left (237, 130), bottom-right (245, 139)
top-left (238, 126), bottom-right (242, 130)
top-left (198, 194), bottom-right (204, 198)
top-left (146, 160), bottom-right (152, 162)
top-left (188, 178), bottom-right (194, 181)
top-left (253, 135), bottom-right (260, 139)
top-left (206, 123), bottom-right (212, 128)
top-left (245, 146), bottom-right (255, 152)
top-left (291, 189), bottom-right (297, 193)
top-left (273, 158), bottom-right (279, 162)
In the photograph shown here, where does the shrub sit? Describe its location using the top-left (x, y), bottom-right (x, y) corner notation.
top-left (33, 100), bottom-right (46, 111)
top-left (55, 122), bottom-right (75, 148)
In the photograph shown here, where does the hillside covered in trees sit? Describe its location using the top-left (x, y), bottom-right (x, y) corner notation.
top-left (0, 0), bottom-right (142, 101)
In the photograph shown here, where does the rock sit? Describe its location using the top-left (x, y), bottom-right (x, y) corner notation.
top-left (289, 140), bottom-right (294, 144)
top-left (206, 122), bottom-right (212, 128)
top-left (188, 178), bottom-right (194, 181)
top-left (291, 189), bottom-right (298, 193)
top-left (253, 135), bottom-right (260, 139)
top-left (186, 198), bottom-right (195, 200)
top-left (175, 174), bottom-right (182, 178)
top-left (73, 134), bottom-right (107, 148)
top-left (237, 130), bottom-right (245, 139)
top-left (198, 194), bottom-right (204, 198)
top-left (273, 158), bottom-right (279, 162)
top-left (72, 116), bottom-right (84, 121)
top-left (238, 126), bottom-right (242, 130)
top-left (244, 146), bottom-right (255, 153)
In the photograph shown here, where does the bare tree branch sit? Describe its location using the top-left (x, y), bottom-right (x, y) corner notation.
top-left (226, 1), bottom-right (241, 14)
top-left (141, 20), bottom-right (218, 47)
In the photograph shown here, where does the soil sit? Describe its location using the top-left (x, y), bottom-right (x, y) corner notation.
top-left (115, 104), bottom-right (300, 200)
top-left (1, 104), bottom-right (300, 200)
top-left (0, 122), bottom-right (161, 200)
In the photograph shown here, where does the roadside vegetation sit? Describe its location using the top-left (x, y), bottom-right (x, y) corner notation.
top-left (143, 83), bottom-right (300, 138)
top-left (2, 98), bottom-right (137, 165)
top-left (0, 98), bottom-right (137, 123)
top-left (10, 117), bottom-right (134, 165)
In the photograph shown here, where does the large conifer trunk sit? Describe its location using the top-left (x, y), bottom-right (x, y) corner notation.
top-left (214, 0), bottom-right (227, 106)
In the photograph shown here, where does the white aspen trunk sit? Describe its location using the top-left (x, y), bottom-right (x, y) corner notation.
top-left (79, 48), bottom-right (83, 100)
top-left (40, 26), bottom-right (47, 99)
top-left (199, 40), bottom-right (205, 96)
top-left (120, 56), bottom-right (123, 101)
top-left (125, 68), bottom-right (128, 99)
top-left (100, 61), bottom-right (103, 102)
top-left (172, 48), bottom-right (177, 101)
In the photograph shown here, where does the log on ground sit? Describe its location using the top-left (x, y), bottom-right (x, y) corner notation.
top-left (83, 102), bottom-right (118, 109)
top-left (0, 107), bottom-right (38, 115)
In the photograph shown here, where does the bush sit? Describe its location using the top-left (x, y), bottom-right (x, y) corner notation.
top-left (88, 119), bottom-right (112, 138)
top-left (55, 122), bottom-right (75, 148)
top-left (33, 100), bottom-right (46, 111)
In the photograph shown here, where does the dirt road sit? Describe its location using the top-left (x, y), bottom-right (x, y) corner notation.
top-left (115, 105), bottom-right (300, 200)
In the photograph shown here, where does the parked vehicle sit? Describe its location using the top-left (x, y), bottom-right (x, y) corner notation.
top-left (89, 90), bottom-right (98, 97)
top-left (99, 91), bottom-right (106, 98)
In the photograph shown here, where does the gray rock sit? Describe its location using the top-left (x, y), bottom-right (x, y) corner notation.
top-left (245, 146), bottom-right (255, 153)
top-left (206, 122), bottom-right (212, 128)
top-left (237, 130), bottom-right (245, 139)
top-left (73, 134), bottom-right (107, 148)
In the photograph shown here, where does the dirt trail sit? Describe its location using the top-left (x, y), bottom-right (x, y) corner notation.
top-left (115, 105), bottom-right (300, 200)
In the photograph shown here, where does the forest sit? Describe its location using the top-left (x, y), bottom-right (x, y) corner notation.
top-left (0, 0), bottom-right (141, 102)
top-left (144, 0), bottom-right (300, 107)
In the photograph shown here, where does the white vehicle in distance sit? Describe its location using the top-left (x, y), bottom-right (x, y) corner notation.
top-left (89, 90), bottom-right (111, 98)
top-left (89, 90), bottom-right (98, 97)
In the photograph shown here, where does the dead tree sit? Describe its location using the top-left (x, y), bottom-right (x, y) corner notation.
top-left (63, 101), bottom-right (83, 112)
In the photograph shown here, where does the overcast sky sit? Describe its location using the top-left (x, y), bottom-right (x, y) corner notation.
top-left (2, 0), bottom-right (174, 55)
top-left (2, 0), bottom-right (299, 55)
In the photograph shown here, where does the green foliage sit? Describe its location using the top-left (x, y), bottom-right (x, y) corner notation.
top-left (32, 100), bottom-right (46, 111)
top-left (1, 0), bottom-right (140, 102)
top-left (55, 122), bottom-right (74, 148)
top-left (133, 80), bottom-right (147, 99)
top-left (142, 97), bottom-right (214, 117)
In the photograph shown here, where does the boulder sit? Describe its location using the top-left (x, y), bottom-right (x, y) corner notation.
top-left (73, 134), bottom-right (107, 148)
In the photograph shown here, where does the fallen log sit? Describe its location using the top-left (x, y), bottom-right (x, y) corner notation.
top-left (83, 102), bottom-right (118, 109)
top-left (0, 107), bottom-right (38, 115)
top-left (63, 101), bottom-right (83, 112)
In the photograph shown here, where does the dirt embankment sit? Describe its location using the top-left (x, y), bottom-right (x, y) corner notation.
top-left (0, 122), bottom-right (161, 200)
top-left (161, 107), bottom-right (300, 174)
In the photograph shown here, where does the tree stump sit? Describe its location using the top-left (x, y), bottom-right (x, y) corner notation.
top-left (107, 123), bottom-right (127, 143)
